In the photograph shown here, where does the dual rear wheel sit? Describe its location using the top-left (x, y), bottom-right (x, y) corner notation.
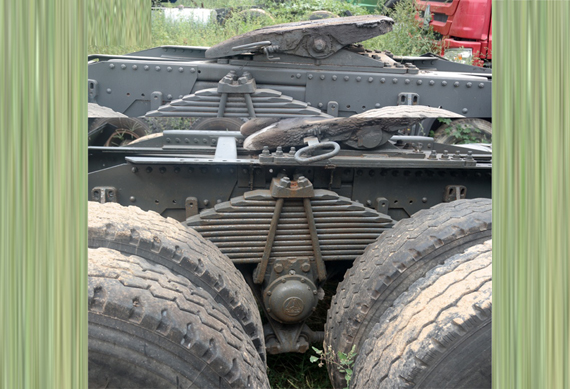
top-left (88, 198), bottom-right (492, 389)
top-left (88, 202), bottom-right (270, 388)
top-left (324, 198), bottom-right (492, 388)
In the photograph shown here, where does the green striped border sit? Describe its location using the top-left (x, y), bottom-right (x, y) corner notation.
top-left (1, 1), bottom-right (148, 388)
top-left (2, 0), bottom-right (570, 387)
top-left (493, 1), bottom-right (570, 388)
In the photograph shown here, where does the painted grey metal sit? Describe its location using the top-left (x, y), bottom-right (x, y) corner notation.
top-left (87, 128), bottom-right (491, 353)
top-left (88, 17), bottom-right (491, 121)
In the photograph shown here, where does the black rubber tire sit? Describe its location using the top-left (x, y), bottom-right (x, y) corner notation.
top-left (190, 117), bottom-right (246, 132)
top-left (433, 118), bottom-right (492, 144)
top-left (351, 240), bottom-right (492, 389)
top-left (88, 201), bottom-right (266, 364)
top-left (324, 198), bottom-right (491, 388)
top-left (88, 247), bottom-right (270, 389)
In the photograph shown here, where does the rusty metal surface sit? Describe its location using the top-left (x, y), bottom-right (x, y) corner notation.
top-left (146, 84), bottom-right (328, 118)
top-left (187, 185), bottom-right (393, 264)
top-left (242, 106), bottom-right (462, 151)
top-left (253, 197), bottom-right (284, 284)
top-left (303, 198), bottom-right (326, 281)
top-left (205, 15), bottom-right (394, 59)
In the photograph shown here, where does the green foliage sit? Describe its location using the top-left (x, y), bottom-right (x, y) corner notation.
top-left (90, 0), bottom-right (441, 58)
top-left (268, 351), bottom-right (333, 388)
top-left (435, 118), bottom-right (490, 144)
top-left (262, 0), bottom-right (367, 19)
top-left (310, 345), bottom-right (357, 389)
top-left (362, 0), bottom-right (440, 55)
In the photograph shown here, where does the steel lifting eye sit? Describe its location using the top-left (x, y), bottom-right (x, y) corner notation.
top-left (294, 141), bottom-right (340, 164)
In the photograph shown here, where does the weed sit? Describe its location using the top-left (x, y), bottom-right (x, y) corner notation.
top-left (362, 0), bottom-right (440, 55)
top-left (310, 345), bottom-right (357, 389)
top-left (261, 0), bottom-right (367, 19)
top-left (435, 118), bottom-right (490, 144)
top-left (268, 350), bottom-right (333, 389)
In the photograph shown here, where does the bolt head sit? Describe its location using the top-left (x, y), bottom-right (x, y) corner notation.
top-left (313, 38), bottom-right (326, 52)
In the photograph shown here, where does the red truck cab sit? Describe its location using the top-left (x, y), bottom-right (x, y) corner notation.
top-left (416, 0), bottom-right (492, 66)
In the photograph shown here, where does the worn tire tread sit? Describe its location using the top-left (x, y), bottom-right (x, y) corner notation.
top-left (351, 240), bottom-right (492, 388)
top-left (88, 201), bottom-right (265, 363)
top-left (88, 247), bottom-right (270, 388)
top-left (325, 198), bottom-right (491, 387)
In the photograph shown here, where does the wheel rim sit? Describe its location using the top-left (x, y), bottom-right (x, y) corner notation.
top-left (103, 128), bottom-right (145, 147)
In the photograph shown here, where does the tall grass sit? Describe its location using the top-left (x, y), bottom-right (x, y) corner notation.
top-left (364, 0), bottom-right (439, 55)
top-left (91, 0), bottom-right (437, 56)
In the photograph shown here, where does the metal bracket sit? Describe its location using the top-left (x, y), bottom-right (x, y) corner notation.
top-left (398, 92), bottom-right (420, 106)
top-left (151, 91), bottom-right (163, 111)
top-left (375, 197), bottom-right (389, 212)
top-left (91, 187), bottom-right (117, 203)
top-left (444, 185), bottom-right (467, 202)
top-left (264, 321), bottom-right (324, 354)
top-left (327, 101), bottom-right (339, 117)
top-left (185, 197), bottom-right (198, 218)
top-left (214, 137), bottom-right (238, 161)
top-left (88, 79), bottom-right (98, 102)
top-left (270, 176), bottom-right (315, 198)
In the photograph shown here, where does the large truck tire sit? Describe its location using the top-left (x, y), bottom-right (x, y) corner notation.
top-left (324, 198), bottom-right (491, 388)
top-left (88, 248), bottom-right (270, 388)
top-left (88, 201), bottom-right (266, 364)
top-left (351, 240), bottom-right (492, 388)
